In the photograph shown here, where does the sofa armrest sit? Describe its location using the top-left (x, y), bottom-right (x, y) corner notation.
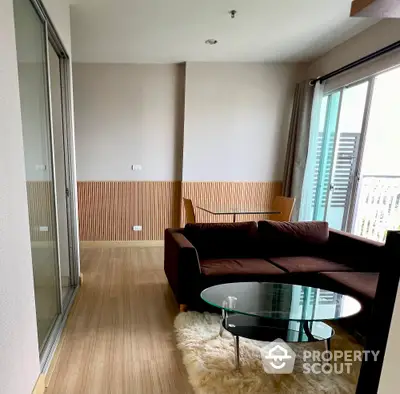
top-left (164, 228), bottom-right (201, 305)
top-left (327, 229), bottom-right (385, 271)
top-left (329, 229), bottom-right (384, 248)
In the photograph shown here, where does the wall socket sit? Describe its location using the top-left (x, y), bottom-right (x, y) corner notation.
top-left (131, 164), bottom-right (142, 171)
top-left (132, 225), bottom-right (142, 231)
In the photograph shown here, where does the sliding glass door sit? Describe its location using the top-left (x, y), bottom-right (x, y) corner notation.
top-left (311, 81), bottom-right (371, 231)
top-left (308, 65), bottom-right (400, 241)
top-left (14, 0), bottom-right (78, 359)
top-left (14, 0), bottom-right (61, 351)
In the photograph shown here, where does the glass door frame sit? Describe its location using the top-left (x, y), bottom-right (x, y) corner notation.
top-left (343, 77), bottom-right (375, 233)
top-left (47, 31), bottom-right (80, 297)
top-left (317, 77), bottom-right (375, 231)
top-left (27, 0), bottom-right (80, 370)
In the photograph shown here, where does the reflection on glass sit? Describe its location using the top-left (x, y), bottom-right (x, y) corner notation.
top-left (287, 321), bottom-right (334, 342)
top-left (14, 0), bottom-right (60, 350)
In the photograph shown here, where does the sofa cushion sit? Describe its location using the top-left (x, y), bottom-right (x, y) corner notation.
top-left (200, 258), bottom-right (286, 276)
top-left (258, 220), bottom-right (329, 256)
top-left (184, 222), bottom-right (258, 259)
top-left (319, 272), bottom-right (379, 300)
top-left (268, 256), bottom-right (352, 273)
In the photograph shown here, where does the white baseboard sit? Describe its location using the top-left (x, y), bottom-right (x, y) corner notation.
top-left (80, 240), bottom-right (164, 248)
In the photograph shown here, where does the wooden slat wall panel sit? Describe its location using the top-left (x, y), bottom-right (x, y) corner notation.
top-left (26, 181), bottom-right (56, 242)
top-left (77, 181), bottom-right (282, 241)
top-left (181, 181), bottom-right (282, 225)
top-left (77, 181), bottom-right (181, 241)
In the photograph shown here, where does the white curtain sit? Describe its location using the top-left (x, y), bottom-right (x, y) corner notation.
top-left (298, 81), bottom-right (325, 221)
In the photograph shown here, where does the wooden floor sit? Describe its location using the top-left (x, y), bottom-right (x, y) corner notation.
top-left (46, 246), bottom-right (193, 394)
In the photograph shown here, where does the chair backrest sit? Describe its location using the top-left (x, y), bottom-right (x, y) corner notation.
top-left (183, 198), bottom-right (196, 224)
top-left (272, 196), bottom-right (296, 222)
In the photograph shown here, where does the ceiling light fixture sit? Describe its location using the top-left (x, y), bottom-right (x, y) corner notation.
top-left (205, 39), bottom-right (218, 45)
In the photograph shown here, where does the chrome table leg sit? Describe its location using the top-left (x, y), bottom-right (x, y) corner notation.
top-left (235, 335), bottom-right (240, 370)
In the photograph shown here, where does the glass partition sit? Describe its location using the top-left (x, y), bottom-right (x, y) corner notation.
top-left (14, 0), bottom-right (60, 350)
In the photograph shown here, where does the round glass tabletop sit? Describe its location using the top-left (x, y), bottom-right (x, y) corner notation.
top-left (200, 282), bottom-right (362, 322)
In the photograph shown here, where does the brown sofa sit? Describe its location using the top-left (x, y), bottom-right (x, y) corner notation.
top-left (164, 221), bottom-right (388, 334)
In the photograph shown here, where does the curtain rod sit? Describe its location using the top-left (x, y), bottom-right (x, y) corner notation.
top-left (310, 39), bottom-right (400, 86)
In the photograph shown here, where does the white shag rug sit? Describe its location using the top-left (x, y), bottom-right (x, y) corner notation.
top-left (174, 312), bottom-right (361, 394)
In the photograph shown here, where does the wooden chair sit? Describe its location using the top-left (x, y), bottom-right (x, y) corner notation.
top-left (271, 196), bottom-right (296, 222)
top-left (183, 198), bottom-right (196, 224)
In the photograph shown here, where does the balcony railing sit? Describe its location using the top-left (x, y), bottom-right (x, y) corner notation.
top-left (353, 175), bottom-right (400, 242)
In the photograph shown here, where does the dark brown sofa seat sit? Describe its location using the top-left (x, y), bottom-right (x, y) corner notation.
top-left (267, 256), bottom-right (353, 273)
top-left (319, 271), bottom-right (379, 301)
top-left (199, 258), bottom-right (288, 291)
top-left (200, 258), bottom-right (285, 276)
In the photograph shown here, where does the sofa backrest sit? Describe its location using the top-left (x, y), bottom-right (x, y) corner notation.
top-left (180, 221), bottom-right (386, 271)
top-left (257, 220), bottom-right (330, 257)
top-left (183, 222), bottom-right (259, 259)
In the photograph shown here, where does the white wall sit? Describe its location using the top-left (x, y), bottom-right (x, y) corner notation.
top-left (308, 19), bottom-right (400, 77)
top-left (182, 62), bottom-right (304, 182)
top-left (73, 63), bottom-right (185, 181)
top-left (0, 1), bottom-right (41, 393)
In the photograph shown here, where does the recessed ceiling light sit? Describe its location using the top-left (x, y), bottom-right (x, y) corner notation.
top-left (205, 39), bottom-right (218, 45)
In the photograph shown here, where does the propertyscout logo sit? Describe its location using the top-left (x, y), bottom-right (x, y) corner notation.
top-left (302, 348), bottom-right (380, 375)
top-left (260, 339), bottom-right (296, 374)
top-left (260, 339), bottom-right (379, 375)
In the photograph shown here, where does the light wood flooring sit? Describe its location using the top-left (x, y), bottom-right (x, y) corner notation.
top-left (46, 246), bottom-right (193, 394)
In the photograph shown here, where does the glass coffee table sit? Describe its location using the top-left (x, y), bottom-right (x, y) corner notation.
top-left (201, 282), bottom-right (362, 370)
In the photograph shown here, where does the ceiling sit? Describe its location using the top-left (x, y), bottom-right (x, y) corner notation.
top-left (70, 0), bottom-right (379, 63)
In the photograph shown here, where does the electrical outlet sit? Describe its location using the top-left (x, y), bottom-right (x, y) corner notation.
top-left (131, 164), bottom-right (142, 171)
top-left (132, 225), bottom-right (142, 231)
